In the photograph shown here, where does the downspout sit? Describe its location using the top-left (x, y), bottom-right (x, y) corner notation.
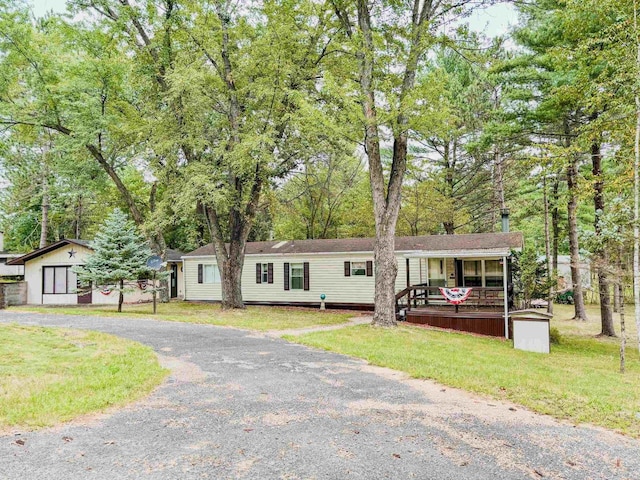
top-left (503, 255), bottom-right (509, 339)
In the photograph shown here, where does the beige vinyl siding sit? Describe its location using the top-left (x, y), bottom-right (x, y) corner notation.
top-left (23, 243), bottom-right (153, 305)
top-left (183, 253), bottom-right (424, 305)
top-left (183, 257), bottom-right (222, 300)
top-left (24, 244), bottom-right (93, 304)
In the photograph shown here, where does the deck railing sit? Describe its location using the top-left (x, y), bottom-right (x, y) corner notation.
top-left (395, 285), bottom-right (509, 313)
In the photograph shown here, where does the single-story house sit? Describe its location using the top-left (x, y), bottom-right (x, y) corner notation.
top-left (7, 239), bottom-right (184, 305)
top-left (0, 231), bottom-right (24, 278)
top-left (182, 232), bottom-right (524, 310)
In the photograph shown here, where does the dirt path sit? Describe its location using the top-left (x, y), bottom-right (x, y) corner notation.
top-left (263, 314), bottom-right (372, 337)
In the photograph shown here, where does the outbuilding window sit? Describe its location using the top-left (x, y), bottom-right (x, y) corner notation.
top-left (43, 266), bottom-right (76, 294)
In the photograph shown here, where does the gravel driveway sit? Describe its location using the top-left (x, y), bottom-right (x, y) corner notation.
top-left (1, 311), bottom-right (638, 480)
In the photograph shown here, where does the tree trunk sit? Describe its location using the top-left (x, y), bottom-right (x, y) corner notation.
top-left (493, 150), bottom-right (505, 230)
top-left (443, 141), bottom-right (455, 234)
top-left (118, 278), bottom-right (124, 313)
top-left (219, 247), bottom-right (245, 309)
top-left (592, 140), bottom-right (615, 335)
top-left (543, 176), bottom-right (553, 315)
top-left (205, 205), bottom-right (255, 309)
top-left (40, 153), bottom-right (49, 249)
top-left (619, 246), bottom-right (626, 373)
top-left (333, 0), bottom-right (429, 325)
top-left (566, 151), bottom-right (588, 321)
top-left (634, 0), bottom-right (640, 354)
top-left (551, 172), bottom-right (560, 279)
top-left (74, 196), bottom-right (82, 239)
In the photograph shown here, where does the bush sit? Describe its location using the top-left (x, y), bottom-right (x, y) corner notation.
top-left (550, 327), bottom-right (562, 345)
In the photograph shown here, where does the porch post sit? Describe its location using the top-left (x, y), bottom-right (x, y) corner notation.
top-left (503, 255), bottom-right (509, 339)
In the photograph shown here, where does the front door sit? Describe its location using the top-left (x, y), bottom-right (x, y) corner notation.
top-left (77, 281), bottom-right (92, 304)
top-left (170, 263), bottom-right (178, 298)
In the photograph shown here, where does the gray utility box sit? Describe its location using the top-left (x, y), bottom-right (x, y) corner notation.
top-left (510, 310), bottom-right (553, 354)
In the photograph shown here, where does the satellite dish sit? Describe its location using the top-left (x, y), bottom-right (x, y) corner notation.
top-left (146, 255), bottom-right (163, 271)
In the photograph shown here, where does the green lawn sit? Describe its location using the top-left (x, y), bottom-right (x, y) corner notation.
top-left (10, 301), bottom-right (357, 331)
top-left (0, 324), bottom-right (167, 430)
top-left (286, 303), bottom-right (640, 438)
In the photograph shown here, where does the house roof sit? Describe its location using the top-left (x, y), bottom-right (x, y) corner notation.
top-left (8, 239), bottom-right (185, 265)
top-left (7, 239), bottom-right (91, 265)
top-left (184, 232), bottom-right (524, 258)
top-left (165, 248), bottom-right (184, 262)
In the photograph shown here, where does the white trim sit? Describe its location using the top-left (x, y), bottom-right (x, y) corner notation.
top-left (503, 255), bottom-right (509, 339)
top-left (183, 249), bottom-right (516, 261)
top-left (404, 249), bottom-right (513, 258)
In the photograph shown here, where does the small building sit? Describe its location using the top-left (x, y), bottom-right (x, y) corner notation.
top-left (0, 231), bottom-right (25, 278)
top-left (555, 255), bottom-right (591, 290)
top-left (7, 239), bottom-right (184, 305)
top-left (182, 232), bottom-right (524, 337)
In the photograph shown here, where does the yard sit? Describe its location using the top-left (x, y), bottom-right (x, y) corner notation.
top-left (9, 301), bottom-right (357, 331)
top-left (0, 324), bottom-right (167, 431)
top-left (286, 303), bottom-right (640, 438)
top-left (6, 301), bottom-right (640, 438)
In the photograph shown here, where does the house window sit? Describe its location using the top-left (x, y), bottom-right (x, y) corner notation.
top-left (463, 260), bottom-right (482, 287)
top-left (290, 263), bottom-right (304, 290)
top-left (43, 266), bottom-right (76, 294)
top-left (261, 264), bottom-right (269, 283)
top-left (202, 264), bottom-right (220, 284)
top-left (351, 261), bottom-right (366, 276)
top-left (344, 260), bottom-right (373, 277)
top-left (485, 260), bottom-right (504, 287)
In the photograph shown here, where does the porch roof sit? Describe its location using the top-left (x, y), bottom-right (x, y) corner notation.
top-left (402, 247), bottom-right (513, 258)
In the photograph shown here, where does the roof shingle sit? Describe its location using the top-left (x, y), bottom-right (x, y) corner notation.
top-left (184, 232), bottom-right (523, 257)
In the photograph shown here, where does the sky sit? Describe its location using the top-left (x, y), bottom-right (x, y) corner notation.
top-left (31, 0), bottom-right (519, 38)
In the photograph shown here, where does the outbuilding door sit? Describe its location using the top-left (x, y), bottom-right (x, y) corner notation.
top-left (170, 263), bottom-right (178, 298)
top-left (77, 281), bottom-right (92, 304)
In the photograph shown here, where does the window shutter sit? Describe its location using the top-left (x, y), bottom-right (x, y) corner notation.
top-left (284, 263), bottom-right (290, 290)
top-left (267, 263), bottom-right (273, 284)
top-left (256, 263), bottom-right (262, 284)
top-left (366, 260), bottom-right (373, 277)
top-left (344, 261), bottom-right (351, 277)
top-left (303, 262), bottom-right (310, 291)
top-left (405, 258), bottom-right (410, 286)
top-left (197, 264), bottom-right (203, 284)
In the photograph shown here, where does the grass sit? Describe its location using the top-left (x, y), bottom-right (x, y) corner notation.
top-left (0, 324), bottom-right (168, 431)
top-left (552, 303), bottom-right (639, 350)
top-left (10, 301), bottom-right (357, 331)
top-left (286, 303), bottom-right (640, 438)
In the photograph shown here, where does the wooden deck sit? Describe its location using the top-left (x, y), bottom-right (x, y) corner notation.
top-left (404, 308), bottom-right (507, 337)
top-left (396, 285), bottom-right (512, 337)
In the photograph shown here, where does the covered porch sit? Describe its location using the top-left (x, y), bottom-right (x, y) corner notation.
top-left (397, 252), bottom-right (514, 338)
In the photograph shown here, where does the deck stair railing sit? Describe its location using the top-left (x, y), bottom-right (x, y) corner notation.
top-left (395, 285), bottom-right (507, 314)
